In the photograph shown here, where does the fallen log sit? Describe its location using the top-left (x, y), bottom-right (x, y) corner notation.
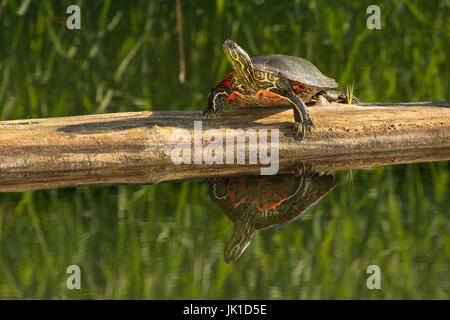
top-left (0, 101), bottom-right (449, 192)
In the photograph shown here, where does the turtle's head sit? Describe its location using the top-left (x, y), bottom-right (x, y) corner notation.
top-left (222, 39), bottom-right (256, 89)
top-left (223, 213), bottom-right (257, 263)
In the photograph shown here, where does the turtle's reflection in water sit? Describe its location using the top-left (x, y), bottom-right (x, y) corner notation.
top-left (205, 168), bottom-right (338, 263)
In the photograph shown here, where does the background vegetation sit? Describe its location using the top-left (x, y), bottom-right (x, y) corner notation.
top-left (0, 0), bottom-right (448, 299)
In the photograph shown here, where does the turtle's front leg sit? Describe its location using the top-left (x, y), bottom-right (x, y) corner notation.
top-left (202, 85), bottom-right (231, 118)
top-left (285, 92), bottom-right (315, 139)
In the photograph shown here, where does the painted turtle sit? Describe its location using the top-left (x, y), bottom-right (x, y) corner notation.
top-left (206, 168), bottom-right (337, 263)
top-left (203, 39), bottom-right (359, 139)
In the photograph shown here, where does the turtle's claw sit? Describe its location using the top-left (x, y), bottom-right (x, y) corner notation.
top-left (203, 110), bottom-right (211, 119)
top-left (202, 108), bottom-right (222, 119)
top-left (294, 119), bottom-right (314, 140)
top-left (294, 122), bottom-right (304, 139)
top-left (295, 162), bottom-right (315, 177)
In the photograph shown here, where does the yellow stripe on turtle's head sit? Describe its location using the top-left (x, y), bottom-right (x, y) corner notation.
top-left (222, 39), bottom-right (257, 90)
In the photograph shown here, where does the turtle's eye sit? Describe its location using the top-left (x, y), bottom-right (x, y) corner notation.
top-left (229, 42), bottom-right (237, 49)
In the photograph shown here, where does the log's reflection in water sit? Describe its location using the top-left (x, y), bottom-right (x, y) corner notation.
top-left (205, 168), bottom-right (338, 263)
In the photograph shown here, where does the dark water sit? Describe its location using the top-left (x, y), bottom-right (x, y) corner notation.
top-left (0, 0), bottom-right (448, 299)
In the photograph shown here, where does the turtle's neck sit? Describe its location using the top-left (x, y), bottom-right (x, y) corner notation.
top-left (225, 50), bottom-right (258, 91)
top-left (224, 212), bottom-right (257, 263)
top-left (233, 64), bottom-right (258, 91)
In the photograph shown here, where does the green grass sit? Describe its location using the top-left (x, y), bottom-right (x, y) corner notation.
top-left (0, 0), bottom-right (448, 299)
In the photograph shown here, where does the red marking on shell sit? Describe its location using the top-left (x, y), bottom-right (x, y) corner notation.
top-left (292, 201), bottom-right (304, 213)
top-left (305, 188), bottom-right (318, 201)
top-left (252, 188), bottom-right (289, 211)
top-left (253, 90), bottom-right (287, 104)
top-left (227, 91), bottom-right (247, 106)
top-left (217, 73), bottom-right (233, 87)
top-left (256, 90), bottom-right (282, 98)
top-left (220, 80), bottom-right (231, 87)
top-left (224, 211), bottom-right (234, 219)
top-left (228, 178), bottom-right (248, 207)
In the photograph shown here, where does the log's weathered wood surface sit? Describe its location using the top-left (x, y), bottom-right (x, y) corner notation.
top-left (0, 101), bottom-right (449, 192)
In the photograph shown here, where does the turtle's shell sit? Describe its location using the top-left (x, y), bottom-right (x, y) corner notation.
top-left (208, 172), bottom-right (337, 230)
top-left (252, 54), bottom-right (338, 88)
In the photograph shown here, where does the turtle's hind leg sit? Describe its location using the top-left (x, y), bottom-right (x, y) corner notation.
top-left (315, 90), bottom-right (361, 104)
